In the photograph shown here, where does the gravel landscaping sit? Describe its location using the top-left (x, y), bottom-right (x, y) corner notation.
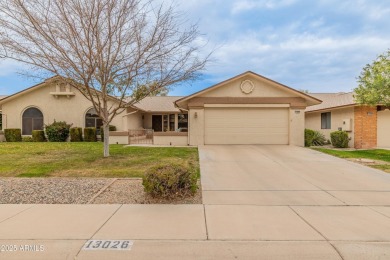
top-left (0, 178), bottom-right (202, 204)
top-left (91, 179), bottom-right (202, 204)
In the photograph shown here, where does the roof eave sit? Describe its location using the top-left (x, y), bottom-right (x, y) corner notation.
top-left (175, 71), bottom-right (322, 106)
top-left (305, 104), bottom-right (357, 113)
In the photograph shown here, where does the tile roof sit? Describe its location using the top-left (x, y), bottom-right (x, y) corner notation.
top-left (305, 92), bottom-right (355, 112)
top-left (133, 96), bottom-right (184, 112)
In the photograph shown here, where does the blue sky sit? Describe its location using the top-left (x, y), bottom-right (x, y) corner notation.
top-left (1, 0), bottom-right (389, 96)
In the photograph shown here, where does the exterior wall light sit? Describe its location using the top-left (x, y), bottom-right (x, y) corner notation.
top-left (194, 112), bottom-right (198, 118)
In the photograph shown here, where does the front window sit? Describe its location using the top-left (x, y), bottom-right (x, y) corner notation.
top-left (0, 112), bottom-right (2, 130)
top-left (85, 108), bottom-right (103, 133)
top-left (22, 107), bottom-right (44, 135)
top-left (178, 113), bottom-right (188, 132)
top-left (321, 112), bottom-right (331, 129)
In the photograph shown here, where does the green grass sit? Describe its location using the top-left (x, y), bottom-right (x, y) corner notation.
top-left (0, 142), bottom-right (199, 178)
top-left (313, 148), bottom-right (390, 162)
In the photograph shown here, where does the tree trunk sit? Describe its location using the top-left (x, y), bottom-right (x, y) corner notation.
top-left (103, 124), bottom-right (110, 157)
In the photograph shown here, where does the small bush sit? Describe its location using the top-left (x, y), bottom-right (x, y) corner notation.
top-left (84, 127), bottom-right (97, 142)
top-left (143, 164), bottom-right (198, 199)
top-left (70, 127), bottom-right (83, 142)
top-left (305, 129), bottom-right (326, 147)
top-left (22, 136), bottom-right (33, 142)
top-left (100, 125), bottom-right (117, 141)
top-left (45, 121), bottom-right (71, 142)
top-left (311, 131), bottom-right (326, 146)
top-left (330, 131), bottom-right (349, 148)
top-left (304, 129), bottom-right (315, 147)
top-left (32, 130), bottom-right (46, 142)
top-left (4, 128), bottom-right (22, 142)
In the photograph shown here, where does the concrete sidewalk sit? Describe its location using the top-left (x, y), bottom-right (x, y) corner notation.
top-left (1, 204), bottom-right (390, 259)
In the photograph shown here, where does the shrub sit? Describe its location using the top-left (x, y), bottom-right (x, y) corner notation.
top-left (4, 128), bottom-right (22, 142)
top-left (45, 121), bottom-right (71, 142)
top-left (32, 130), bottom-right (46, 142)
top-left (70, 127), bottom-right (83, 142)
top-left (305, 129), bottom-right (326, 147)
top-left (330, 131), bottom-right (349, 148)
top-left (100, 125), bottom-right (117, 141)
top-left (143, 164), bottom-right (198, 199)
top-left (311, 131), bottom-right (326, 146)
top-left (22, 136), bottom-right (33, 142)
top-left (84, 127), bottom-right (97, 142)
top-left (304, 129), bottom-right (315, 147)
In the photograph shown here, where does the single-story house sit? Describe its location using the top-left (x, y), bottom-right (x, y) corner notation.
top-left (305, 92), bottom-right (390, 149)
top-left (0, 71), bottom-right (322, 146)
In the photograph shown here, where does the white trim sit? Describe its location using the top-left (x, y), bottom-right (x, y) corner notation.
top-left (204, 104), bottom-right (290, 108)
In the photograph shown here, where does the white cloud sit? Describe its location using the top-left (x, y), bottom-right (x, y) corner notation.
top-left (318, 0), bottom-right (390, 21)
top-left (0, 59), bottom-right (27, 77)
top-left (231, 0), bottom-right (296, 14)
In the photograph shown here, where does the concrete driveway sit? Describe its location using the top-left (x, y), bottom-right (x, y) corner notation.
top-left (199, 145), bottom-right (390, 259)
top-left (200, 145), bottom-right (390, 205)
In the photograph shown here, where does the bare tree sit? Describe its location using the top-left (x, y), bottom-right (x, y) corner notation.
top-left (0, 0), bottom-right (209, 157)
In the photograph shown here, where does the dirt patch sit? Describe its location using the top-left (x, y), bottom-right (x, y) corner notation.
top-left (347, 158), bottom-right (390, 174)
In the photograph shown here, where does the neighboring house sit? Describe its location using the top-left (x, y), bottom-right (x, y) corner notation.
top-left (0, 71), bottom-right (321, 146)
top-left (0, 95), bottom-right (7, 129)
top-left (305, 92), bottom-right (390, 149)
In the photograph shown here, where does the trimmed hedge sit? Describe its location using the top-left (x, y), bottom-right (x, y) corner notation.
top-left (32, 130), bottom-right (46, 142)
top-left (143, 164), bottom-right (197, 199)
top-left (45, 121), bottom-right (71, 142)
top-left (4, 128), bottom-right (22, 142)
top-left (70, 127), bottom-right (83, 142)
top-left (22, 136), bottom-right (33, 142)
top-left (84, 127), bottom-right (97, 142)
top-left (330, 130), bottom-right (349, 148)
top-left (304, 129), bottom-right (315, 147)
top-left (100, 125), bottom-right (117, 141)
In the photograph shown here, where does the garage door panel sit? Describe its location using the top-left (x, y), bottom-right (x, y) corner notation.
top-left (206, 127), bottom-right (288, 134)
top-left (378, 110), bottom-right (390, 148)
top-left (205, 133), bottom-right (288, 145)
top-left (204, 107), bottom-right (289, 145)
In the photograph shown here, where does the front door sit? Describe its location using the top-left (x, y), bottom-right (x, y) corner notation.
top-left (152, 115), bottom-right (162, 132)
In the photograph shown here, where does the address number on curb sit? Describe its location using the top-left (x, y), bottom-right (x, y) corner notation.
top-left (83, 240), bottom-right (133, 250)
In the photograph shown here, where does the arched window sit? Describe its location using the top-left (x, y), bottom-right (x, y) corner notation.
top-left (85, 108), bottom-right (103, 132)
top-left (22, 107), bottom-right (44, 135)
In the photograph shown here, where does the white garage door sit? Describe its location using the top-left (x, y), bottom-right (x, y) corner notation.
top-left (377, 109), bottom-right (390, 148)
top-left (204, 107), bottom-right (289, 145)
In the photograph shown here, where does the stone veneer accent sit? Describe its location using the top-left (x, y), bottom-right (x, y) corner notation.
top-left (354, 106), bottom-right (377, 149)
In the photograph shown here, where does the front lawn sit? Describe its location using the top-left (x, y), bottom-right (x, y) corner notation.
top-left (0, 143), bottom-right (199, 178)
top-left (313, 148), bottom-right (390, 162)
top-left (313, 148), bottom-right (390, 173)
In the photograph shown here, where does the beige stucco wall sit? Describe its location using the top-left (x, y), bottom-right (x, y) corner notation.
top-left (125, 109), bottom-right (143, 130)
top-left (377, 109), bottom-right (390, 148)
top-left (1, 83), bottom-right (142, 133)
top-left (189, 108), bottom-right (204, 146)
top-left (289, 108), bottom-right (305, 146)
top-left (109, 135), bottom-right (128, 145)
top-left (305, 107), bottom-right (354, 147)
top-left (198, 75), bottom-right (298, 99)
top-left (154, 135), bottom-right (188, 146)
